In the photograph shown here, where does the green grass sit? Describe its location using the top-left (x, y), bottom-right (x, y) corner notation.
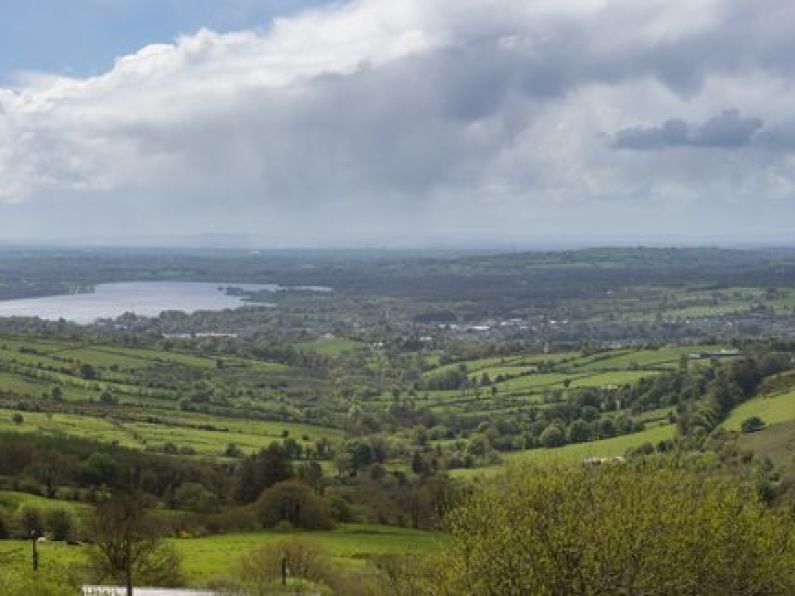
top-left (0, 332), bottom-right (340, 460)
top-left (54, 347), bottom-right (155, 370)
top-left (296, 337), bottom-right (363, 355)
top-left (176, 524), bottom-right (443, 584)
top-left (495, 373), bottom-right (572, 392)
top-left (453, 424), bottom-right (676, 478)
top-left (0, 540), bottom-right (86, 585)
top-left (569, 370), bottom-right (661, 388)
top-left (425, 353), bottom-right (577, 379)
top-left (515, 424), bottom-right (674, 465)
top-left (0, 410), bottom-right (142, 448)
top-left (0, 338), bottom-right (289, 374)
top-left (0, 524), bottom-right (444, 589)
top-left (724, 390), bottom-right (795, 431)
top-left (0, 371), bottom-right (53, 396)
top-left (0, 491), bottom-right (91, 517)
top-left (0, 408), bottom-right (344, 456)
top-left (569, 346), bottom-right (710, 370)
top-left (736, 419), bottom-right (795, 468)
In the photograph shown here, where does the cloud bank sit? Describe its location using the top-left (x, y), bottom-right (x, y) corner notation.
top-left (1, 0), bottom-right (794, 246)
top-left (612, 110), bottom-right (765, 150)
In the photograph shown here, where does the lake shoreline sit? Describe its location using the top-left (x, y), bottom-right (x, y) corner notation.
top-left (0, 281), bottom-right (330, 324)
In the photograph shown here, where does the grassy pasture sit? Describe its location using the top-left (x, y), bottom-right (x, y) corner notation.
top-left (0, 491), bottom-right (91, 518)
top-left (176, 525), bottom-right (443, 584)
top-left (514, 423), bottom-right (676, 465)
top-left (296, 337), bottom-right (363, 355)
top-left (494, 373), bottom-right (572, 392)
top-left (0, 371), bottom-right (54, 396)
top-left (0, 410), bottom-right (142, 448)
top-left (0, 338), bottom-right (75, 354)
top-left (567, 345), bottom-right (731, 372)
top-left (735, 419), bottom-right (795, 468)
top-left (424, 352), bottom-right (576, 379)
top-left (0, 524), bottom-right (443, 588)
top-left (0, 334), bottom-right (330, 459)
top-left (454, 423), bottom-right (676, 478)
top-left (724, 390), bottom-right (795, 431)
top-left (569, 370), bottom-right (661, 388)
top-left (0, 407), bottom-right (343, 456)
top-left (0, 337), bottom-right (289, 373)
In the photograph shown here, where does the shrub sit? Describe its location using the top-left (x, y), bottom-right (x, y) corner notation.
top-left (173, 482), bottom-right (220, 513)
top-left (46, 508), bottom-right (74, 541)
top-left (235, 539), bottom-right (331, 590)
top-left (17, 506), bottom-right (44, 538)
top-left (225, 539), bottom-right (379, 595)
top-left (741, 416), bottom-right (765, 433)
top-left (0, 563), bottom-right (83, 596)
top-left (257, 480), bottom-right (334, 530)
top-left (539, 424), bottom-right (564, 448)
top-left (328, 495), bottom-right (355, 523)
top-left (436, 463), bottom-right (795, 594)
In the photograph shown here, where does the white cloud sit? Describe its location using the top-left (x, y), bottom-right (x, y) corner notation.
top-left (0, 0), bottom-right (794, 245)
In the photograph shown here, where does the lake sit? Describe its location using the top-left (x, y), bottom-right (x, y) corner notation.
top-left (0, 281), bottom-right (327, 324)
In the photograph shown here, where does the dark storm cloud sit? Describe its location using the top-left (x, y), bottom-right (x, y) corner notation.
top-left (756, 121), bottom-right (795, 150)
top-left (612, 110), bottom-right (765, 150)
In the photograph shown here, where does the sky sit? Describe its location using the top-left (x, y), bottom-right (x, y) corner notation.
top-left (0, 0), bottom-right (794, 248)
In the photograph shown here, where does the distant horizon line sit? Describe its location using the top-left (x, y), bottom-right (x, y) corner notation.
top-left (1, 238), bottom-right (794, 253)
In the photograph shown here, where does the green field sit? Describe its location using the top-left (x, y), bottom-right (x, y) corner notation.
top-left (0, 524), bottom-right (443, 589)
top-left (453, 423), bottom-right (676, 478)
top-left (296, 337), bottom-right (363, 355)
top-left (724, 390), bottom-right (795, 431)
top-left (0, 491), bottom-right (91, 518)
top-left (515, 423), bottom-right (675, 464)
top-left (569, 370), bottom-right (660, 388)
top-left (177, 525), bottom-right (443, 583)
top-left (0, 334), bottom-right (340, 460)
top-left (0, 407), bottom-right (343, 456)
top-left (0, 336), bottom-right (735, 478)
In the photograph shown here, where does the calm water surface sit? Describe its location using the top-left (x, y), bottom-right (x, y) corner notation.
top-left (0, 281), bottom-right (324, 324)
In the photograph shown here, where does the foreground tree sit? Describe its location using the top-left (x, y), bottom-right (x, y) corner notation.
top-left (88, 494), bottom-right (183, 595)
top-left (435, 462), bottom-right (795, 595)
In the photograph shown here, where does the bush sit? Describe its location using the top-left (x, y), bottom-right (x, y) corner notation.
top-left (0, 563), bottom-right (84, 596)
top-left (17, 506), bottom-right (44, 538)
top-left (234, 539), bottom-right (332, 591)
top-left (328, 495), bottom-right (355, 523)
top-left (173, 482), bottom-right (220, 513)
top-left (46, 508), bottom-right (74, 541)
top-left (257, 480), bottom-right (334, 530)
top-left (436, 463), bottom-right (795, 594)
top-left (223, 539), bottom-right (379, 595)
top-left (539, 424), bottom-right (565, 448)
top-left (741, 416), bottom-right (765, 433)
